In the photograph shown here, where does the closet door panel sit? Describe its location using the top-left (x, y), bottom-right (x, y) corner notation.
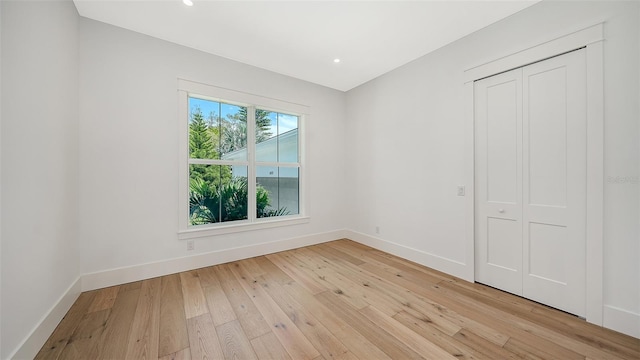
top-left (474, 68), bottom-right (523, 295)
top-left (527, 65), bottom-right (568, 207)
top-left (528, 222), bottom-right (568, 284)
top-left (486, 79), bottom-right (519, 204)
top-left (522, 49), bottom-right (587, 317)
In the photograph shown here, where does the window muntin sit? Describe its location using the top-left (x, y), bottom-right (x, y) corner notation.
top-left (184, 91), bottom-right (304, 232)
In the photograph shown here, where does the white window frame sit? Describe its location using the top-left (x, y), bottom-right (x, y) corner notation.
top-left (178, 79), bottom-right (309, 239)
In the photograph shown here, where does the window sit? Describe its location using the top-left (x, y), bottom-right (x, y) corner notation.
top-left (178, 80), bottom-right (308, 238)
top-left (255, 110), bottom-right (300, 217)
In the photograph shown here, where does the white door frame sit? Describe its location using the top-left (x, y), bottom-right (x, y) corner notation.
top-left (463, 23), bottom-right (604, 326)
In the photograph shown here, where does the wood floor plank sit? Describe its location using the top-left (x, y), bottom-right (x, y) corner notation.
top-left (509, 322), bottom-right (629, 360)
top-left (282, 282), bottom-right (392, 360)
top-left (355, 261), bottom-right (482, 337)
top-left (195, 266), bottom-right (218, 288)
top-left (392, 310), bottom-right (485, 360)
top-left (119, 280), bottom-right (143, 293)
top-left (266, 252), bottom-right (327, 294)
top-left (442, 297), bottom-right (585, 360)
top-left (305, 245), bottom-right (461, 330)
top-left (341, 240), bottom-right (455, 282)
top-left (336, 352), bottom-right (360, 360)
top-left (35, 291), bottom-right (97, 360)
top-left (315, 246), bottom-right (458, 321)
top-left (158, 274), bottom-right (190, 358)
top-left (430, 280), bottom-right (625, 359)
top-left (216, 320), bottom-right (258, 360)
top-left (326, 240), bottom-right (446, 284)
top-left (532, 305), bottom-right (637, 348)
top-left (229, 262), bottom-right (321, 360)
top-left (87, 285), bottom-right (120, 313)
top-left (56, 309), bottom-right (110, 360)
top-left (503, 337), bottom-right (561, 360)
top-left (527, 306), bottom-right (640, 359)
top-left (436, 279), bottom-right (544, 324)
top-left (255, 274), bottom-right (350, 360)
top-left (90, 288), bottom-right (140, 359)
top-left (439, 275), bottom-right (537, 313)
top-left (179, 270), bottom-right (208, 319)
top-left (250, 332), bottom-right (293, 360)
top-left (214, 264), bottom-right (272, 339)
top-left (310, 243), bottom-right (365, 266)
top-left (315, 290), bottom-right (423, 359)
top-left (125, 277), bottom-right (161, 360)
top-left (453, 328), bottom-right (521, 360)
top-left (293, 247), bottom-right (402, 315)
top-left (360, 305), bottom-right (457, 359)
top-left (285, 249), bottom-right (374, 311)
top-left (359, 261), bottom-right (509, 346)
top-left (253, 255), bottom-right (295, 284)
top-left (158, 347), bottom-right (191, 360)
top-left (238, 257), bottom-right (266, 278)
top-left (200, 269), bottom-right (237, 326)
top-left (186, 313), bottom-right (225, 360)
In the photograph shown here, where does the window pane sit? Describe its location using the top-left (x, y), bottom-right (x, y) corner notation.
top-left (189, 97), bottom-right (247, 161)
top-left (277, 113), bottom-right (298, 163)
top-left (189, 97), bottom-right (221, 160)
top-left (255, 110), bottom-right (298, 163)
top-left (219, 103), bottom-right (247, 160)
top-left (189, 164), bottom-right (248, 225)
top-left (255, 110), bottom-right (277, 162)
top-left (256, 166), bottom-right (299, 218)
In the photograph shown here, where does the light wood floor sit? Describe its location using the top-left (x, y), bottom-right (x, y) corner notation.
top-left (36, 239), bottom-right (639, 360)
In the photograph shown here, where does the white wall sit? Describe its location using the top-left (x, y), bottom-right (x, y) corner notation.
top-left (78, 19), bottom-right (348, 277)
top-left (0, 2), bottom-right (3, 357)
top-left (0, 1), bottom-right (81, 359)
top-left (346, 0), bottom-right (639, 336)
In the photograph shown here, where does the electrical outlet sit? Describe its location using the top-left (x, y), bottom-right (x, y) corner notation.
top-left (457, 185), bottom-right (465, 196)
top-left (187, 240), bottom-right (195, 251)
top-left (375, 226), bottom-right (380, 234)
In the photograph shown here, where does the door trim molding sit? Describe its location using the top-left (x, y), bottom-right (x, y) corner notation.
top-left (463, 23), bottom-right (603, 83)
top-left (463, 23), bottom-right (604, 326)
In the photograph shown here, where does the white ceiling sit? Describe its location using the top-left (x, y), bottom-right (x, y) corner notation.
top-left (73, 0), bottom-right (539, 91)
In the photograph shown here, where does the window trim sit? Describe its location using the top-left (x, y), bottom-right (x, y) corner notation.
top-left (177, 79), bottom-right (309, 239)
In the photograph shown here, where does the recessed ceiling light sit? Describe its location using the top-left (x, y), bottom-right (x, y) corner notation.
top-left (333, 58), bottom-right (341, 63)
top-left (183, 0), bottom-right (194, 6)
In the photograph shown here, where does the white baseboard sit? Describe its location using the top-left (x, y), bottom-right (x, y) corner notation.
top-left (10, 277), bottom-right (82, 360)
top-left (82, 229), bottom-right (350, 291)
top-left (603, 305), bottom-right (640, 338)
top-left (345, 230), bottom-right (472, 282)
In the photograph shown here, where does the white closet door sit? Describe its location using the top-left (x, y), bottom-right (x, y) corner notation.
top-left (522, 49), bottom-right (587, 317)
top-left (474, 68), bottom-right (523, 295)
top-left (475, 49), bottom-right (587, 317)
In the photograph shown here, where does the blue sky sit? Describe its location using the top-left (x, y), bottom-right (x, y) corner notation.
top-left (189, 97), bottom-right (240, 123)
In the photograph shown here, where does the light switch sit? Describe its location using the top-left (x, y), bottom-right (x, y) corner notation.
top-left (457, 186), bottom-right (465, 196)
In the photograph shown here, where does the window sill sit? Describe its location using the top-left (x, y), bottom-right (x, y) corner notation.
top-left (178, 216), bottom-right (310, 240)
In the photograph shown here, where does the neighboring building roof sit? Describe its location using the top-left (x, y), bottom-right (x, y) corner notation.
top-left (223, 129), bottom-right (298, 178)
